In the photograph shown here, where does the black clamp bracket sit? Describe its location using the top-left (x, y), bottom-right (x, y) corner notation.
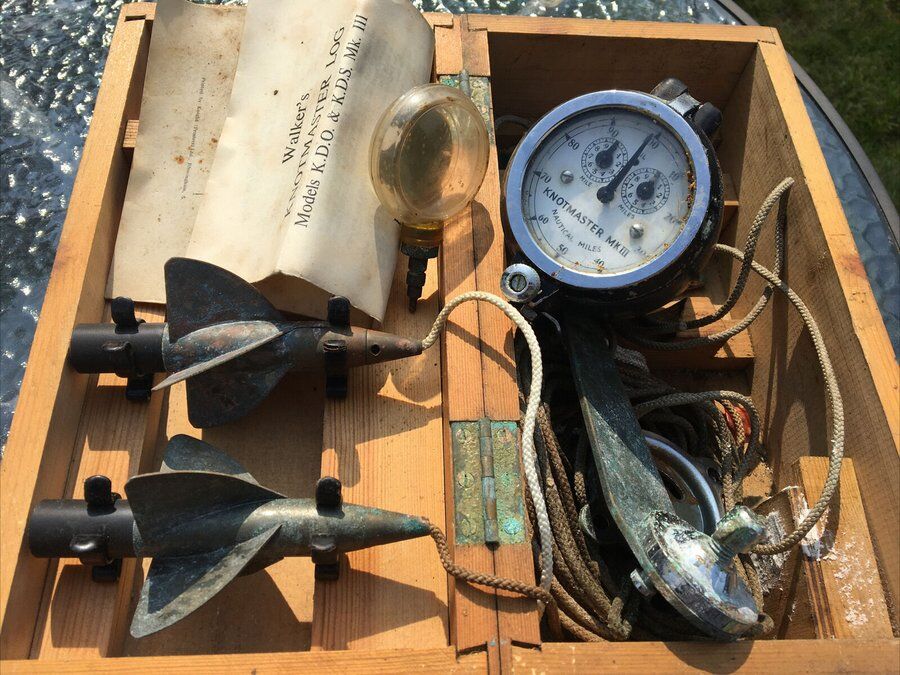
top-left (74, 475), bottom-right (123, 582)
top-left (326, 295), bottom-right (351, 329)
top-left (312, 477), bottom-right (343, 580)
top-left (316, 476), bottom-right (343, 508)
top-left (106, 297), bottom-right (153, 402)
top-left (323, 297), bottom-right (351, 399)
top-left (652, 77), bottom-right (722, 138)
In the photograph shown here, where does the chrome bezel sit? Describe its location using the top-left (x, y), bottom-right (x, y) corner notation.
top-left (504, 90), bottom-right (712, 290)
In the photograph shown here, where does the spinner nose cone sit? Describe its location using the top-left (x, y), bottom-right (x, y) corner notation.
top-left (339, 504), bottom-right (431, 550)
top-left (364, 329), bottom-right (423, 365)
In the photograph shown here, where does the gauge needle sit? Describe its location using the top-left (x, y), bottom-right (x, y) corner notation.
top-left (597, 133), bottom-right (658, 204)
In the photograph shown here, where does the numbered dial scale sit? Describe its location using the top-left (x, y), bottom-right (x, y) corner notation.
top-left (503, 87), bottom-right (723, 314)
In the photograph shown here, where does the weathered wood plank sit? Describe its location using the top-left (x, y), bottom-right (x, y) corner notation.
top-left (122, 119), bottom-right (139, 153)
top-left (310, 260), bottom-right (448, 650)
top-left (120, 2), bottom-right (156, 20)
top-left (435, 17), bottom-right (513, 655)
top-left (484, 27), bottom-right (761, 127)
top-left (441, 208), bottom-right (487, 423)
top-left (10, 640), bottom-right (900, 673)
top-left (761, 41), bottom-right (899, 581)
top-left (5, 647), bottom-right (484, 674)
top-left (0, 10), bottom-right (152, 658)
top-left (511, 639), bottom-right (900, 673)
top-left (433, 15), bottom-right (463, 77)
top-left (31, 305), bottom-right (165, 659)
top-left (468, 93), bottom-right (520, 424)
top-left (441, 407), bottom-right (501, 653)
top-left (460, 16), bottom-right (490, 78)
top-left (439, 204), bottom-right (501, 652)
top-left (717, 43), bottom-right (899, 622)
top-left (783, 458), bottom-right (893, 639)
top-left (422, 12), bottom-right (454, 29)
top-left (466, 15), bottom-right (778, 44)
top-left (7, 640), bottom-right (900, 673)
top-left (460, 26), bottom-right (540, 649)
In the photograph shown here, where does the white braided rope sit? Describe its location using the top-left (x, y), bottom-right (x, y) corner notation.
top-left (421, 291), bottom-right (554, 597)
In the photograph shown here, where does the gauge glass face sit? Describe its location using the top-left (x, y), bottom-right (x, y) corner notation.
top-left (521, 106), bottom-right (695, 276)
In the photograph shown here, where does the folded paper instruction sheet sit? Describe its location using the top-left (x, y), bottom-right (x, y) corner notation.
top-left (108, 0), bottom-right (435, 322)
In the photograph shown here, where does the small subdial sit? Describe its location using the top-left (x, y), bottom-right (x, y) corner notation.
top-left (581, 137), bottom-right (628, 183)
top-left (621, 167), bottom-right (670, 214)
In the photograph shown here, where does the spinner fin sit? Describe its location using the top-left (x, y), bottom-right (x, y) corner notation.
top-left (183, 350), bottom-right (293, 428)
top-left (125, 471), bottom-right (284, 544)
top-left (164, 258), bottom-right (283, 342)
top-left (153, 328), bottom-right (287, 392)
top-left (161, 435), bottom-right (259, 484)
top-left (129, 525), bottom-right (280, 638)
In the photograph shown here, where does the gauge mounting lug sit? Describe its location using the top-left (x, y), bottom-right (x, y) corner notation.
top-left (500, 264), bottom-right (542, 304)
top-left (652, 77), bottom-right (722, 138)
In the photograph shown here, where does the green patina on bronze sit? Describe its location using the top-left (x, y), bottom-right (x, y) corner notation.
top-left (451, 419), bottom-right (525, 546)
top-left (439, 73), bottom-right (495, 144)
top-left (491, 421), bottom-right (526, 544)
top-left (565, 312), bottom-right (767, 639)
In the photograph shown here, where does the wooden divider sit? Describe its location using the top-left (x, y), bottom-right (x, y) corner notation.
top-left (434, 17), bottom-right (503, 663)
top-left (310, 261), bottom-right (448, 651)
top-left (433, 17), bottom-right (541, 669)
top-left (463, 18), bottom-right (542, 654)
top-left (438, 207), bottom-right (502, 656)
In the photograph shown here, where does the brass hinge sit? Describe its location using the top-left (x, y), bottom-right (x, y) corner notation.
top-left (451, 419), bottom-right (525, 546)
top-left (439, 72), bottom-right (495, 144)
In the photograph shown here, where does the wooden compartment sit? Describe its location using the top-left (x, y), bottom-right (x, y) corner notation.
top-left (1, 6), bottom-right (897, 672)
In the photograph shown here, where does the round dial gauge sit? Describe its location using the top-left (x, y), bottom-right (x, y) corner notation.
top-left (521, 107), bottom-right (692, 275)
top-left (505, 90), bottom-right (717, 296)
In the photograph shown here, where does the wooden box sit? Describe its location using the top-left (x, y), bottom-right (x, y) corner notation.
top-left (1, 6), bottom-right (897, 672)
